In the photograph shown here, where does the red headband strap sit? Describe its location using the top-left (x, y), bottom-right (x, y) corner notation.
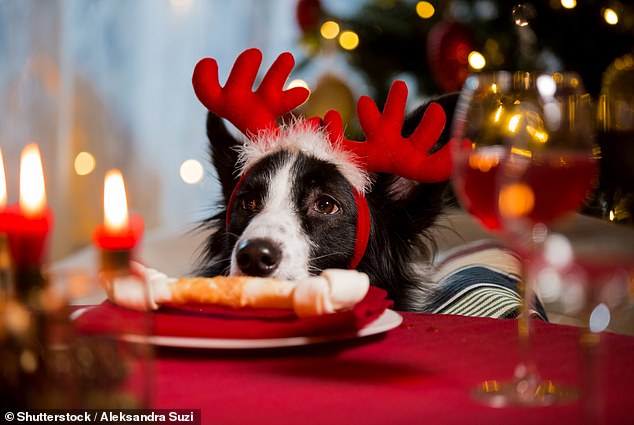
top-left (226, 172), bottom-right (370, 270)
top-left (226, 171), bottom-right (251, 230)
top-left (350, 191), bottom-right (370, 269)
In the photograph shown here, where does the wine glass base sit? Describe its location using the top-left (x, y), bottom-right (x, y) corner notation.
top-left (472, 379), bottom-right (578, 407)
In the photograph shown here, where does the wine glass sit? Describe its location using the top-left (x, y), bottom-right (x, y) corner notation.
top-left (451, 71), bottom-right (599, 406)
top-left (534, 225), bottom-right (634, 423)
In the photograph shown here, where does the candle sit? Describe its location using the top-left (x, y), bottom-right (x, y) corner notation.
top-left (0, 147), bottom-right (6, 210)
top-left (3, 144), bottom-right (54, 270)
top-left (0, 147), bottom-right (11, 236)
top-left (93, 169), bottom-right (143, 270)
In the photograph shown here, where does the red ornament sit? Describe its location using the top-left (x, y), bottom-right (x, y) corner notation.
top-left (427, 21), bottom-right (476, 92)
top-left (296, 0), bottom-right (321, 34)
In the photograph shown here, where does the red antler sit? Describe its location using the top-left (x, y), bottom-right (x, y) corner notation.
top-left (192, 48), bottom-right (310, 136)
top-left (324, 80), bottom-right (452, 183)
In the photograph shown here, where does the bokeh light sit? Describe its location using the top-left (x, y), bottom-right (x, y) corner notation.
top-left (320, 21), bottom-right (340, 40)
top-left (560, 0), bottom-right (576, 9)
top-left (468, 51), bottom-right (486, 70)
top-left (180, 159), bottom-right (204, 184)
top-left (498, 183), bottom-right (535, 218)
top-left (589, 303), bottom-right (611, 333)
top-left (603, 8), bottom-right (619, 25)
top-left (74, 151), bottom-right (96, 176)
top-left (339, 31), bottom-right (359, 50)
top-left (416, 1), bottom-right (435, 19)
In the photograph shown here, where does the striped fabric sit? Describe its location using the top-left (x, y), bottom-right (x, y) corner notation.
top-left (428, 241), bottom-right (548, 320)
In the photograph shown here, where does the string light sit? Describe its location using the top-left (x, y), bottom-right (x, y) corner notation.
top-left (468, 51), bottom-right (486, 70)
top-left (339, 30), bottom-right (359, 50)
top-left (560, 0), bottom-right (576, 9)
top-left (74, 151), bottom-right (96, 176)
top-left (320, 21), bottom-right (340, 40)
top-left (416, 1), bottom-right (435, 19)
top-left (180, 159), bottom-right (204, 184)
top-left (603, 8), bottom-right (619, 25)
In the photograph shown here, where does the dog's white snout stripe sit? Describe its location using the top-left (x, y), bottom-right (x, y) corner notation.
top-left (231, 159), bottom-right (311, 280)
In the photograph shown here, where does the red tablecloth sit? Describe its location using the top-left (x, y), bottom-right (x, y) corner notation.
top-left (149, 312), bottom-right (634, 425)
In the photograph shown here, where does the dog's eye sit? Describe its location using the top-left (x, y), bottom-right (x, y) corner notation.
top-left (313, 196), bottom-right (340, 215)
top-left (240, 198), bottom-right (260, 212)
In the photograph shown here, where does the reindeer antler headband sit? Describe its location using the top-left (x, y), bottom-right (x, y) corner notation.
top-left (193, 48), bottom-right (452, 269)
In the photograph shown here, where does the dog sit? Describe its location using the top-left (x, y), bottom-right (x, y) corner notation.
top-left (190, 48), bottom-right (459, 312)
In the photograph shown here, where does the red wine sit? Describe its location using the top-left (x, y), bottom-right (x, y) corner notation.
top-left (454, 147), bottom-right (598, 231)
top-left (503, 151), bottom-right (598, 225)
top-left (453, 146), bottom-right (506, 231)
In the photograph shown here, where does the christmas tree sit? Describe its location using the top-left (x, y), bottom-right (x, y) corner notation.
top-left (297, 0), bottom-right (633, 100)
top-left (296, 0), bottom-right (634, 224)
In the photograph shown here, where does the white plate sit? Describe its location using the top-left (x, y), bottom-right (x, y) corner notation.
top-left (119, 309), bottom-right (402, 349)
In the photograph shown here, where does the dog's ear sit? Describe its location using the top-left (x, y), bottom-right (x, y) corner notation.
top-left (207, 112), bottom-right (242, 204)
top-left (380, 92), bottom-right (459, 201)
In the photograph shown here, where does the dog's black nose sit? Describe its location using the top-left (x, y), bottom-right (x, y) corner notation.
top-left (236, 238), bottom-right (282, 277)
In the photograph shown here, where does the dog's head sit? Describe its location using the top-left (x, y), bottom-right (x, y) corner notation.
top-left (192, 49), bottom-right (457, 306)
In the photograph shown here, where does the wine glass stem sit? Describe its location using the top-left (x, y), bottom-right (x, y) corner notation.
top-left (581, 310), bottom-right (604, 425)
top-left (515, 258), bottom-right (540, 399)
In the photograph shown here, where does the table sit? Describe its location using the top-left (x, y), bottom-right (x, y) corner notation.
top-left (151, 312), bottom-right (634, 425)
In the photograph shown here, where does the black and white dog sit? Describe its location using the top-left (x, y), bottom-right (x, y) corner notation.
top-left (191, 49), bottom-right (459, 311)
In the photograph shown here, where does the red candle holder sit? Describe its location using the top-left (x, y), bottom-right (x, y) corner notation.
top-left (93, 214), bottom-right (144, 272)
top-left (0, 204), bottom-right (53, 270)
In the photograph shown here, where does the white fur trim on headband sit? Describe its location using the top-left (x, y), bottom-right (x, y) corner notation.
top-left (236, 119), bottom-right (371, 193)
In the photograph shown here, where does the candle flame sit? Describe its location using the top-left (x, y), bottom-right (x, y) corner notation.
top-left (0, 147), bottom-right (7, 208)
top-left (19, 143), bottom-right (47, 217)
top-left (103, 169), bottom-right (129, 233)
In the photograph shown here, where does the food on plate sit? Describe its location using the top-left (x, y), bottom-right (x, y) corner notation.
top-left (104, 264), bottom-right (370, 317)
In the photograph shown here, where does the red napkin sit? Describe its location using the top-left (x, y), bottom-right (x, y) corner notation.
top-left (73, 286), bottom-right (392, 339)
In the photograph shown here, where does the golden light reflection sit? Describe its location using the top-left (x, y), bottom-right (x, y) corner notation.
top-left (103, 169), bottom-right (129, 233)
top-left (510, 146), bottom-right (533, 158)
top-left (498, 183), bottom-right (535, 218)
top-left (468, 152), bottom-right (500, 173)
top-left (339, 31), bottom-right (359, 50)
top-left (526, 125), bottom-right (549, 144)
top-left (493, 104), bottom-right (503, 123)
top-left (507, 114), bottom-right (522, 133)
top-left (19, 143), bottom-right (47, 218)
top-left (320, 21), bottom-right (340, 40)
